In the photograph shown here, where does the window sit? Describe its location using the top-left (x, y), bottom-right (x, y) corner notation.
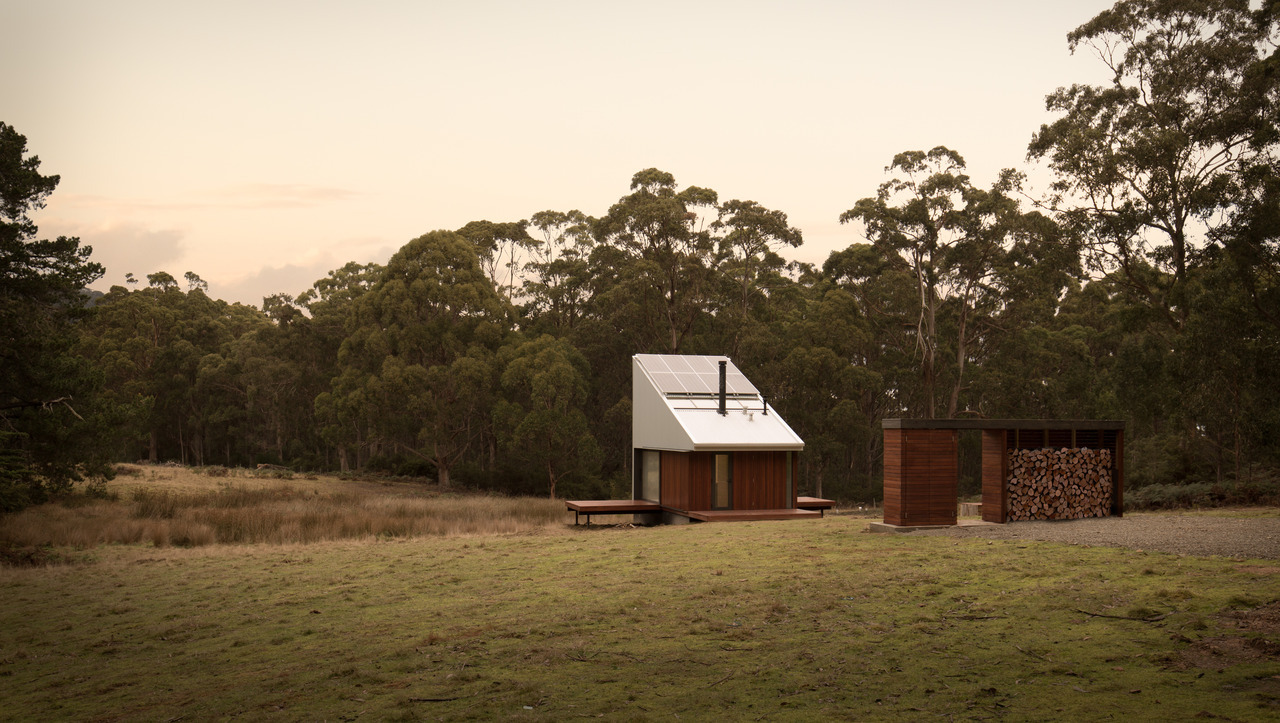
top-left (641, 450), bottom-right (660, 502)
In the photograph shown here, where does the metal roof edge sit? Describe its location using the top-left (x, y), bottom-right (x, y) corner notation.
top-left (689, 444), bottom-right (806, 451)
top-left (882, 419), bottom-right (1126, 430)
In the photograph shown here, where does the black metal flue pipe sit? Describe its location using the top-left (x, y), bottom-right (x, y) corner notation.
top-left (718, 360), bottom-right (727, 416)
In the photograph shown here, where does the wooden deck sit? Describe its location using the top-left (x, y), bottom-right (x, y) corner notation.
top-left (684, 508), bottom-right (822, 522)
top-left (565, 499), bottom-right (662, 525)
top-left (566, 499), bottom-right (832, 524)
top-left (796, 496), bottom-right (836, 516)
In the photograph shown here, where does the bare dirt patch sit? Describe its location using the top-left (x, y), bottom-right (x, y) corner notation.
top-left (1169, 599), bottom-right (1280, 711)
top-left (910, 511), bottom-right (1280, 559)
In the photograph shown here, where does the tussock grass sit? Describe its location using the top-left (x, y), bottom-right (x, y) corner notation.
top-left (1, 468), bottom-right (568, 549)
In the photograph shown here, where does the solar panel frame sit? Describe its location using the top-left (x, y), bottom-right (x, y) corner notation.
top-left (636, 354), bottom-right (759, 397)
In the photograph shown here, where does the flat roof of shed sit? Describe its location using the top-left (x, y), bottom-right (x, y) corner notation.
top-left (882, 419), bottom-right (1125, 430)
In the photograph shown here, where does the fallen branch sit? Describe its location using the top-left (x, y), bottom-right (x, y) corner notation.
top-left (1075, 609), bottom-right (1168, 623)
top-left (707, 673), bottom-right (734, 688)
top-left (666, 657), bottom-right (713, 667)
top-left (1015, 645), bottom-right (1051, 662)
top-left (408, 695), bottom-right (469, 702)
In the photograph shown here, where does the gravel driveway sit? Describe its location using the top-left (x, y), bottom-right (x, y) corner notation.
top-left (903, 512), bottom-right (1280, 560)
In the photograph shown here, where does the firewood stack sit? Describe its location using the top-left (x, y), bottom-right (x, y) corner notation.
top-left (1007, 448), bottom-right (1112, 521)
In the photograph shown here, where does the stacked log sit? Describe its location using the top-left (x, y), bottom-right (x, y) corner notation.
top-left (1007, 448), bottom-right (1112, 521)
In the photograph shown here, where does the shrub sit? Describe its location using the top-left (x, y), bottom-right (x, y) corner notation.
top-left (1127, 479), bottom-right (1280, 511)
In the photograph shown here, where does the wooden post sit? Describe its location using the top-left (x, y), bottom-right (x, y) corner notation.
top-left (981, 429), bottom-right (1008, 523)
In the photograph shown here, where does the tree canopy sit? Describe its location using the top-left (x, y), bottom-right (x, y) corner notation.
top-left (3, 0), bottom-right (1279, 509)
top-left (0, 122), bottom-right (110, 510)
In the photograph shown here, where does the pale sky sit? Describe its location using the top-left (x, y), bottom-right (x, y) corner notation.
top-left (5, 0), bottom-right (1115, 307)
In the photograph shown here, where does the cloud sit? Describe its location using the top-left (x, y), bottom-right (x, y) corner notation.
top-left (56, 221), bottom-right (188, 286)
top-left (210, 240), bottom-right (397, 307)
top-left (55, 184), bottom-right (360, 213)
top-left (209, 184), bottom-right (362, 210)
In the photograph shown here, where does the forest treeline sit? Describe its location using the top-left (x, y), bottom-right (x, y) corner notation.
top-left (3, 0), bottom-right (1279, 510)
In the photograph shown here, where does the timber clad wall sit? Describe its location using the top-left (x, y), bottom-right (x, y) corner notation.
top-left (883, 429), bottom-right (958, 526)
top-left (660, 451), bottom-right (708, 513)
top-left (657, 450), bottom-right (794, 513)
top-left (733, 451), bottom-right (793, 510)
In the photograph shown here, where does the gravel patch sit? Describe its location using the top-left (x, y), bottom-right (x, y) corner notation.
top-left (904, 512), bottom-right (1280, 560)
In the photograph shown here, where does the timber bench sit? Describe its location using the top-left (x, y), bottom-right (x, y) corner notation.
top-left (565, 500), bottom-right (662, 525)
top-left (796, 496), bottom-right (836, 516)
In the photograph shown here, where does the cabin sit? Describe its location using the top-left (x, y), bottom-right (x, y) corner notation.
top-left (565, 353), bottom-right (833, 524)
top-left (625, 353), bottom-right (831, 523)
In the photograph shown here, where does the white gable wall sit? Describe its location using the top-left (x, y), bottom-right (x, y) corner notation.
top-left (632, 356), bottom-right (696, 451)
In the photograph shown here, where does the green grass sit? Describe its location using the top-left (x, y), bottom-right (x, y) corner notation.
top-left (2, 517), bottom-right (1279, 720)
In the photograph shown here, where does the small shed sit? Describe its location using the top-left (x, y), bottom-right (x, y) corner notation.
top-left (630, 354), bottom-right (820, 523)
top-left (880, 419), bottom-right (1125, 528)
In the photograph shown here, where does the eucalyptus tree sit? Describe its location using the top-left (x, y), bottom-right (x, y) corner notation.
top-left (841, 148), bottom-right (1034, 418)
top-left (594, 169), bottom-right (719, 353)
top-left (1024, 0), bottom-right (1280, 484)
top-left (522, 209), bottom-right (596, 333)
top-left (82, 274), bottom-right (269, 465)
top-left (764, 281), bottom-right (885, 499)
top-left (456, 219), bottom-right (535, 303)
top-left (322, 230), bottom-right (510, 485)
top-left (711, 199), bottom-right (803, 320)
top-left (494, 334), bottom-right (602, 499)
top-left (1028, 0), bottom-right (1279, 318)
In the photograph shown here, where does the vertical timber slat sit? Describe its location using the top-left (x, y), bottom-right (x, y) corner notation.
top-left (981, 429), bottom-right (1008, 523)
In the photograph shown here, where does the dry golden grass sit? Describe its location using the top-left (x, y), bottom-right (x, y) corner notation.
top-left (1, 465), bottom-right (570, 549)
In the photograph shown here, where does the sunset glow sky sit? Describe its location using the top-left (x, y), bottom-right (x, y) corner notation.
top-left (6, 1), bottom-right (1114, 306)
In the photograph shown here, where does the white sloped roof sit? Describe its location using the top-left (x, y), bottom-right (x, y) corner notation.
top-left (632, 354), bottom-right (804, 452)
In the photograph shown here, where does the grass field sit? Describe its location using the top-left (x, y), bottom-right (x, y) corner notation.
top-left (1, 471), bottom-right (1278, 720)
top-left (0, 466), bottom-right (569, 549)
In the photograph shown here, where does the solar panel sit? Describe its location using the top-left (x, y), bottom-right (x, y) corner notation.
top-left (636, 354), bottom-right (759, 397)
top-left (664, 356), bottom-right (694, 373)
